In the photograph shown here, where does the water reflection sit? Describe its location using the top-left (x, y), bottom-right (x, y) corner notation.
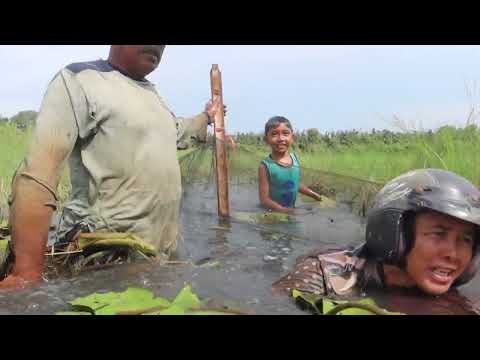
top-left (0, 181), bottom-right (478, 314)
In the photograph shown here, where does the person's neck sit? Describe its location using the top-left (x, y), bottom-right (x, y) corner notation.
top-left (383, 264), bottom-right (416, 288)
top-left (107, 57), bottom-right (145, 82)
top-left (270, 150), bottom-right (290, 162)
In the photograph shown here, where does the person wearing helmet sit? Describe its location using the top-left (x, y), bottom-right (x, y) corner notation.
top-left (272, 169), bottom-right (480, 311)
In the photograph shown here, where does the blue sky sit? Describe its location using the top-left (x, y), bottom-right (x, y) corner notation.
top-left (1, 45), bottom-right (480, 133)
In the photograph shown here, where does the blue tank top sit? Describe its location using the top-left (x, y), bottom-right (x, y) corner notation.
top-left (261, 153), bottom-right (301, 208)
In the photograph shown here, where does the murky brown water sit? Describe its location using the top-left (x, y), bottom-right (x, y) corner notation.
top-left (0, 182), bottom-right (478, 314)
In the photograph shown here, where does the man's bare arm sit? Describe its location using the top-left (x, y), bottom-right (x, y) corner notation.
top-left (1, 72), bottom-right (80, 288)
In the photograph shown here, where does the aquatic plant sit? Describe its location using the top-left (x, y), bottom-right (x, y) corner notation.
top-left (57, 284), bottom-right (245, 315)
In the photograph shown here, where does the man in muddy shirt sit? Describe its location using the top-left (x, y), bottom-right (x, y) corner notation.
top-left (1, 45), bottom-right (223, 288)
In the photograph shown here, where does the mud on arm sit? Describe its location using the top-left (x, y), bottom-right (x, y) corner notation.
top-left (3, 73), bottom-right (80, 288)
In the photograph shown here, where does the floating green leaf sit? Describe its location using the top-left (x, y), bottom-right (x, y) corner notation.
top-left (77, 233), bottom-right (157, 257)
top-left (56, 311), bottom-right (92, 315)
top-left (300, 195), bottom-right (337, 209)
top-left (170, 283), bottom-right (203, 309)
top-left (323, 298), bottom-right (404, 315)
top-left (292, 289), bottom-right (321, 314)
top-left (68, 287), bottom-right (170, 315)
top-left (147, 305), bottom-right (186, 315)
top-left (0, 238), bottom-right (10, 265)
top-left (292, 290), bottom-right (404, 315)
top-left (0, 239), bottom-right (9, 252)
top-left (57, 284), bottom-right (244, 315)
top-left (188, 310), bottom-right (233, 315)
top-left (232, 211), bottom-right (290, 225)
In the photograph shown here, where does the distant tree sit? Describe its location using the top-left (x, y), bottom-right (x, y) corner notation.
top-left (9, 110), bottom-right (38, 129)
top-left (306, 128), bottom-right (321, 144)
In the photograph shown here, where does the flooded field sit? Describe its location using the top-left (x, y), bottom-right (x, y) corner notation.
top-left (0, 181), bottom-right (479, 315)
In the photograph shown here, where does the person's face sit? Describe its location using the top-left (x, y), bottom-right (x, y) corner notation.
top-left (405, 211), bottom-right (475, 295)
top-left (114, 45), bottom-right (165, 79)
top-left (264, 123), bottom-right (294, 154)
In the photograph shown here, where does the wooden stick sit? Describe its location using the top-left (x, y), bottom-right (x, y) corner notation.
top-left (210, 64), bottom-right (230, 218)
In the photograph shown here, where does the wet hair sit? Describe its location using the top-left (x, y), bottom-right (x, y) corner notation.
top-left (356, 246), bottom-right (386, 291)
top-left (356, 212), bottom-right (416, 290)
top-left (264, 116), bottom-right (293, 136)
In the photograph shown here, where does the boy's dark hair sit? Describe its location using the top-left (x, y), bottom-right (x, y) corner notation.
top-left (264, 116), bottom-right (293, 136)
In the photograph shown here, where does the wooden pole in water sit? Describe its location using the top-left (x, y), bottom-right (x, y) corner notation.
top-left (210, 64), bottom-right (230, 218)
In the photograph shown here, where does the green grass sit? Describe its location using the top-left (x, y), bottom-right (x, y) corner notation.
top-left (2, 122), bottom-right (480, 223)
top-left (298, 126), bottom-right (480, 185)
top-left (0, 124), bottom-right (31, 221)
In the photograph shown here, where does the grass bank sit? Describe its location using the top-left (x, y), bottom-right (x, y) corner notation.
top-left (2, 123), bottom-right (480, 222)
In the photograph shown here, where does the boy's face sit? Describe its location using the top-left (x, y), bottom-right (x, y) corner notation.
top-left (264, 123), bottom-right (294, 153)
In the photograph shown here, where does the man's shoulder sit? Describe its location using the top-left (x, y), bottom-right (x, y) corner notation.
top-left (64, 59), bottom-right (114, 75)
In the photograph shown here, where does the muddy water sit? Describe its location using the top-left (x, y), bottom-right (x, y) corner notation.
top-left (0, 182), bottom-right (479, 314)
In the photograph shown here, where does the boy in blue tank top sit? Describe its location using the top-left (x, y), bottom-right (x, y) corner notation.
top-left (258, 116), bottom-right (322, 213)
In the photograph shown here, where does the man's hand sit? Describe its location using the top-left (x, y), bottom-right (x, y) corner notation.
top-left (205, 97), bottom-right (227, 124)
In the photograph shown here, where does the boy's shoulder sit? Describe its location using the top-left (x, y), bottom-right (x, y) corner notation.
top-left (290, 152), bottom-right (301, 163)
top-left (260, 158), bottom-right (270, 170)
top-left (260, 154), bottom-right (272, 163)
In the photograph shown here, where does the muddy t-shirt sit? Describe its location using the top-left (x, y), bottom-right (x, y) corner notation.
top-left (10, 60), bottom-right (208, 256)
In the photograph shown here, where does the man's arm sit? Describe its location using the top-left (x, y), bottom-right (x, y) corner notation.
top-left (175, 98), bottom-right (226, 148)
top-left (1, 72), bottom-right (80, 288)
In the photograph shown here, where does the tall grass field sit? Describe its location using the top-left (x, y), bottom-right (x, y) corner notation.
top-left (1, 122), bottom-right (480, 223)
